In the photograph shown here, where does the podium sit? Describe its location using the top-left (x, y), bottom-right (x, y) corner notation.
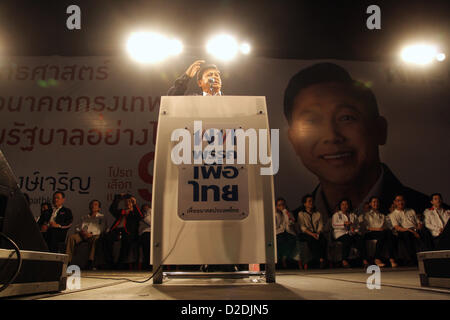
top-left (151, 96), bottom-right (277, 283)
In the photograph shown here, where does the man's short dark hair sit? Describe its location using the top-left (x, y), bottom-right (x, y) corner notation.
top-left (338, 198), bottom-right (353, 212)
top-left (276, 197), bottom-right (286, 204)
top-left (430, 193), bottom-right (442, 201)
top-left (301, 194), bottom-right (314, 205)
top-left (283, 62), bottom-right (379, 124)
top-left (89, 199), bottom-right (101, 209)
top-left (300, 194), bottom-right (316, 212)
top-left (53, 191), bottom-right (65, 198)
top-left (197, 64), bottom-right (219, 81)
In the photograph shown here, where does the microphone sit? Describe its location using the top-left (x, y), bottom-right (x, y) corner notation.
top-left (208, 77), bottom-right (214, 94)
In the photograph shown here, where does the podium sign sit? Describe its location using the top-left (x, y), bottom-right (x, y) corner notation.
top-left (177, 164), bottom-right (249, 221)
top-left (151, 96), bottom-right (276, 278)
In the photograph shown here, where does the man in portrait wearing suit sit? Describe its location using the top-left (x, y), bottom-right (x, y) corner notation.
top-left (284, 62), bottom-right (430, 226)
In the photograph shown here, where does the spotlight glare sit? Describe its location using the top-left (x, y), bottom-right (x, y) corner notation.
top-left (126, 32), bottom-right (182, 64)
top-left (401, 44), bottom-right (437, 65)
top-left (240, 43), bottom-right (251, 55)
top-left (206, 34), bottom-right (239, 61)
top-left (436, 52), bottom-right (446, 62)
top-left (169, 39), bottom-right (183, 56)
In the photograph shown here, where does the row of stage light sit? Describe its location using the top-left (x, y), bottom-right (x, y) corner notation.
top-left (126, 32), bottom-right (251, 63)
top-left (126, 31), bottom-right (446, 65)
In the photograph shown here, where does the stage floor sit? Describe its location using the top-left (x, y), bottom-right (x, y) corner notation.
top-left (13, 267), bottom-right (450, 300)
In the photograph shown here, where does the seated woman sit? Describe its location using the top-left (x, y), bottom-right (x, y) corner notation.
top-left (275, 197), bottom-right (297, 269)
top-left (332, 199), bottom-right (366, 268)
top-left (297, 194), bottom-right (327, 269)
top-left (362, 197), bottom-right (398, 268)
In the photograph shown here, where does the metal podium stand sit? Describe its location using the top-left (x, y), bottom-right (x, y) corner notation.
top-left (150, 96), bottom-right (277, 284)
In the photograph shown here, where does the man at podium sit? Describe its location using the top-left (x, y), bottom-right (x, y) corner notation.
top-left (167, 60), bottom-right (222, 96)
top-left (166, 60), bottom-right (246, 273)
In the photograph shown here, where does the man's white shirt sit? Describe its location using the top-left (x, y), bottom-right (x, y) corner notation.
top-left (389, 208), bottom-right (420, 230)
top-left (49, 206), bottom-right (62, 224)
top-left (363, 209), bottom-right (386, 229)
top-left (332, 211), bottom-right (360, 239)
top-left (78, 213), bottom-right (106, 236)
top-left (275, 209), bottom-right (296, 236)
top-left (424, 207), bottom-right (450, 237)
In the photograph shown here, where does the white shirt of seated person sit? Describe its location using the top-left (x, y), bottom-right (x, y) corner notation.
top-left (332, 211), bottom-right (360, 239)
top-left (364, 209), bottom-right (386, 230)
top-left (424, 207), bottom-right (450, 237)
top-left (389, 208), bottom-right (420, 230)
top-left (275, 209), bottom-right (296, 236)
top-left (78, 213), bottom-right (106, 236)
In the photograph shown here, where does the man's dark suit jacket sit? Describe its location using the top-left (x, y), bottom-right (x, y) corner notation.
top-left (37, 206), bottom-right (73, 228)
top-left (53, 206), bottom-right (73, 228)
top-left (376, 164), bottom-right (430, 218)
top-left (167, 73), bottom-right (202, 96)
top-left (303, 163), bottom-right (431, 219)
top-left (42, 206), bottom-right (73, 252)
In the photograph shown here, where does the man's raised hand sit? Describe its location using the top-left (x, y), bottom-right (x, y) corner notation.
top-left (185, 60), bottom-right (205, 78)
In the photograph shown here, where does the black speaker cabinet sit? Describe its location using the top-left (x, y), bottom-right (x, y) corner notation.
top-left (0, 149), bottom-right (69, 297)
top-left (0, 150), bottom-right (48, 251)
top-left (0, 248), bottom-right (68, 298)
top-left (418, 250), bottom-right (450, 289)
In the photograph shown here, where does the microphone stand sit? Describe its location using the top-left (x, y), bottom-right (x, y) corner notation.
top-left (209, 77), bottom-right (214, 96)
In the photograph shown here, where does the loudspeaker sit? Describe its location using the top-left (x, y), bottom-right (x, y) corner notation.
top-left (0, 150), bottom-right (48, 251)
top-left (418, 250), bottom-right (450, 289)
top-left (0, 149), bottom-right (68, 298)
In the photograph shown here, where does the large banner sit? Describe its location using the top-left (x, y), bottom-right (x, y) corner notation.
top-left (1, 56), bottom-right (449, 229)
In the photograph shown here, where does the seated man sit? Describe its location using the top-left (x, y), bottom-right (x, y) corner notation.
top-left (103, 193), bottom-right (143, 270)
top-left (45, 192), bottom-right (73, 253)
top-left (424, 193), bottom-right (450, 250)
top-left (362, 196), bottom-right (398, 268)
top-left (332, 199), bottom-right (366, 268)
top-left (389, 194), bottom-right (433, 265)
top-left (296, 194), bottom-right (327, 269)
top-left (66, 199), bottom-right (106, 269)
top-left (275, 197), bottom-right (298, 269)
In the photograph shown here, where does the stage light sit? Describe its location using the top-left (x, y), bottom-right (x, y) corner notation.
top-left (169, 39), bottom-right (183, 56)
top-left (206, 34), bottom-right (239, 61)
top-left (436, 52), bottom-right (446, 62)
top-left (400, 44), bottom-right (438, 65)
top-left (240, 43), bottom-right (251, 55)
top-left (126, 32), bottom-right (183, 64)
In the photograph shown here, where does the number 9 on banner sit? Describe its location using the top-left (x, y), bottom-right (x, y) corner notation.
top-left (138, 152), bottom-right (155, 202)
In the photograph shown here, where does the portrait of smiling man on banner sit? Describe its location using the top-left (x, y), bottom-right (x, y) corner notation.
top-left (283, 62), bottom-right (430, 220)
